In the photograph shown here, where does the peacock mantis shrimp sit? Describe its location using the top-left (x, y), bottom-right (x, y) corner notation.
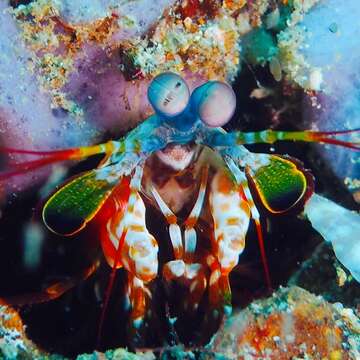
top-left (0, 72), bottom-right (359, 344)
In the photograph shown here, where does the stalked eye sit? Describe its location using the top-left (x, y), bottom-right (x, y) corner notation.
top-left (147, 72), bottom-right (190, 117)
top-left (191, 81), bottom-right (236, 127)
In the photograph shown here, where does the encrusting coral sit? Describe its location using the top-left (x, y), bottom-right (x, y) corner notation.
top-left (1, 287), bottom-right (359, 359)
top-left (210, 286), bottom-right (360, 359)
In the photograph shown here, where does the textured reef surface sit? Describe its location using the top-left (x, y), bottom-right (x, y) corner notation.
top-left (211, 287), bottom-right (360, 359)
top-left (1, 286), bottom-right (359, 359)
top-left (0, 0), bottom-right (359, 359)
top-left (1, 0), bottom-right (358, 189)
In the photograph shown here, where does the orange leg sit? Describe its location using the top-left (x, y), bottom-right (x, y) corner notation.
top-left (208, 170), bottom-right (251, 315)
top-left (124, 273), bottom-right (151, 328)
top-left (239, 176), bottom-right (272, 289)
top-left (206, 257), bottom-right (232, 317)
top-left (99, 167), bottom-right (158, 333)
top-left (120, 189), bottom-right (158, 327)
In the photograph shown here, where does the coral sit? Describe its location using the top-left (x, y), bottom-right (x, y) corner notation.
top-left (10, 0), bottom-right (322, 128)
top-left (0, 302), bottom-right (154, 359)
top-left (0, 1), bottom-right (98, 191)
top-left (299, 0), bottom-right (360, 197)
top-left (2, 0), bottom-right (346, 140)
top-left (0, 2), bottom-right (97, 145)
top-left (242, 28), bottom-right (278, 65)
top-left (275, 0), bottom-right (360, 200)
top-left (125, 1), bottom-right (245, 81)
top-left (1, 0), bottom-right (335, 192)
top-left (277, 27), bottom-right (323, 90)
top-left (0, 302), bottom-right (227, 359)
top-left (210, 286), bottom-right (360, 359)
top-left (2, 287), bottom-right (359, 359)
top-left (0, 304), bottom-right (53, 359)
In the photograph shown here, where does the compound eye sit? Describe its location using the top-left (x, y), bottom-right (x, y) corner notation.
top-left (191, 81), bottom-right (236, 127)
top-left (148, 72), bottom-right (190, 117)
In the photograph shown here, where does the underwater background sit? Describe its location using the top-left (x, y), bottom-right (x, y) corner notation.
top-left (0, 0), bottom-right (359, 359)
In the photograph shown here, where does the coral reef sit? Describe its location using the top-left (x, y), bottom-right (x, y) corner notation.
top-left (0, 0), bottom-right (359, 358)
top-left (279, 0), bottom-right (360, 197)
top-left (0, 304), bottom-right (52, 359)
top-left (1, 286), bottom-right (359, 359)
top-left (0, 302), bottom-right (225, 359)
top-left (210, 286), bottom-right (360, 359)
top-left (0, 0), bottom-right (326, 151)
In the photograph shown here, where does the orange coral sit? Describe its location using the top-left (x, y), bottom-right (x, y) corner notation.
top-left (211, 287), bottom-right (359, 359)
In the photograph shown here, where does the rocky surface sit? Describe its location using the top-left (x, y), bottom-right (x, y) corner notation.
top-left (210, 286), bottom-right (360, 359)
top-left (1, 286), bottom-right (359, 359)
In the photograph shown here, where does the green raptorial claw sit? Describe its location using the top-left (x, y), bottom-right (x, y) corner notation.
top-left (43, 169), bottom-right (119, 236)
top-left (247, 156), bottom-right (313, 214)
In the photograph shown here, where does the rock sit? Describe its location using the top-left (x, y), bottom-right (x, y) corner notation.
top-left (0, 304), bottom-right (53, 359)
top-left (2, 286), bottom-right (359, 359)
top-left (210, 286), bottom-right (360, 359)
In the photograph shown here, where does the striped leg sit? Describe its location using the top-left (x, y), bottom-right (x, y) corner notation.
top-left (150, 184), bottom-right (184, 259)
top-left (101, 167), bottom-right (159, 328)
top-left (0, 114), bottom-right (166, 181)
top-left (183, 166), bottom-right (208, 263)
top-left (206, 254), bottom-right (232, 316)
top-left (209, 170), bottom-right (251, 315)
top-left (123, 179), bottom-right (158, 326)
top-left (238, 177), bottom-right (272, 289)
top-left (208, 128), bottom-right (360, 150)
top-left (124, 273), bottom-right (151, 328)
top-left (183, 167), bottom-right (208, 310)
top-left (221, 156), bottom-right (272, 289)
top-left (120, 190), bottom-right (159, 284)
top-left (151, 167), bottom-right (209, 310)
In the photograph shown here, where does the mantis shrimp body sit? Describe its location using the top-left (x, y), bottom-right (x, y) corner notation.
top-left (0, 72), bottom-right (359, 344)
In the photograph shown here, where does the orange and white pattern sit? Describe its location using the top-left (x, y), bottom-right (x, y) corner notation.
top-left (209, 170), bottom-right (250, 274)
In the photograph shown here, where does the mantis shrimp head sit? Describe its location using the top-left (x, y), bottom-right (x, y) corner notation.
top-left (148, 72), bottom-right (236, 131)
